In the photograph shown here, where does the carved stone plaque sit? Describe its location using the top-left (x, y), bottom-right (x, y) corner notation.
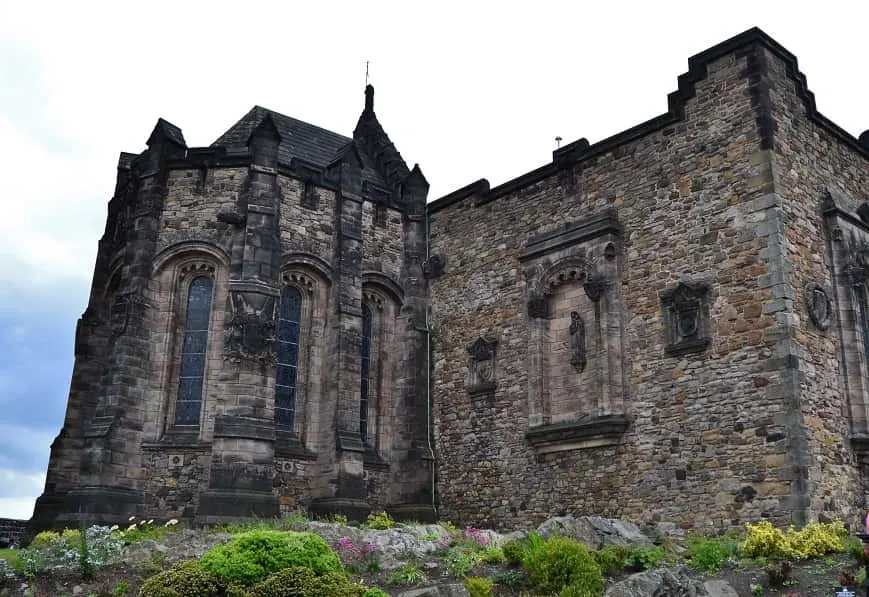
top-left (805, 282), bottom-right (833, 330)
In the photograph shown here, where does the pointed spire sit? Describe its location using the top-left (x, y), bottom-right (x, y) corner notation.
top-left (365, 84), bottom-right (374, 114)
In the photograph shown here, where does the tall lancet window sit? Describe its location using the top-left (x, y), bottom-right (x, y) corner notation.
top-left (175, 276), bottom-right (213, 427)
top-left (360, 305), bottom-right (373, 444)
top-left (276, 286), bottom-right (302, 432)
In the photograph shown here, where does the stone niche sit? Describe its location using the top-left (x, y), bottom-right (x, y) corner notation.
top-left (822, 188), bottom-right (869, 454)
top-left (520, 210), bottom-right (630, 453)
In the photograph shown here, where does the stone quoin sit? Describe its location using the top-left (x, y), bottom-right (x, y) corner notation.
top-left (30, 27), bottom-right (869, 535)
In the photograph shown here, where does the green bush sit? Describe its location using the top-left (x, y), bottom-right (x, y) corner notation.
top-left (686, 537), bottom-right (738, 572)
top-left (593, 545), bottom-right (631, 576)
top-left (248, 566), bottom-right (362, 597)
top-left (491, 569), bottom-right (524, 587)
top-left (481, 547), bottom-right (505, 564)
top-left (560, 582), bottom-right (602, 597)
top-left (624, 545), bottom-right (667, 571)
top-left (502, 539), bottom-right (525, 565)
top-left (741, 520), bottom-right (847, 560)
top-left (522, 536), bottom-right (604, 596)
top-left (464, 576), bottom-right (494, 597)
top-left (363, 511), bottom-right (395, 530)
top-left (138, 560), bottom-right (223, 597)
top-left (361, 589), bottom-right (389, 597)
top-left (200, 530), bottom-right (342, 586)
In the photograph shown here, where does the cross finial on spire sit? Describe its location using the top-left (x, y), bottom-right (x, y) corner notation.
top-left (365, 61), bottom-right (370, 86)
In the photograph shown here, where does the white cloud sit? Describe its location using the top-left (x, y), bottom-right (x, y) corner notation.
top-left (0, 498), bottom-right (37, 521)
top-left (0, 469), bottom-right (44, 519)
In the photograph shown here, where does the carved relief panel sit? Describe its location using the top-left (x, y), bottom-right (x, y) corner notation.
top-left (520, 210), bottom-right (629, 453)
top-left (822, 188), bottom-right (869, 450)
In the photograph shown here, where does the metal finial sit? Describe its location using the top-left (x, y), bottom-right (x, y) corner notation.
top-left (555, 136), bottom-right (563, 149)
top-left (365, 61), bottom-right (370, 87)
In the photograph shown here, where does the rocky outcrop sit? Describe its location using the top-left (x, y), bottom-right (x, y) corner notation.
top-left (536, 516), bottom-right (652, 549)
top-left (396, 585), bottom-right (469, 597)
top-left (604, 567), bottom-right (709, 597)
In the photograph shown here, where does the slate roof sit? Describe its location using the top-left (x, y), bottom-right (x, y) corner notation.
top-left (213, 106), bottom-right (352, 169)
top-left (151, 118), bottom-right (186, 147)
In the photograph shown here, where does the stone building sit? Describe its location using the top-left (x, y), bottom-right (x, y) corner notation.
top-left (31, 27), bottom-right (869, 533)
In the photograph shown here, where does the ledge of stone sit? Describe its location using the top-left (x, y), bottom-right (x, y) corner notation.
top-left (664, 337), bottom-right (710, 357)
top-left (213, 415), bottom-right (276, 441)
top-left (275, 434), bottom-right (317, 460)
top-left (526, 415), bottom-right (630, 453)
top-left (363, 447), bottom-right (390, 470)
top-left (520, 210), bottom-right (622, 262)
top-left (851, 434), bottom-right (869, 456)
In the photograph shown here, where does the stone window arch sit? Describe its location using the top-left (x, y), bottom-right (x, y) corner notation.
top-left (275, 264), bottom-right (329, 452)
top-left (174, 272), bottom-right (214, 427)
top-left (274, 264), bottom-right (331, 455)
top-left (360, 286), bottom-right (398, 458)
top-left (146, 245), bottom-right (229, 440)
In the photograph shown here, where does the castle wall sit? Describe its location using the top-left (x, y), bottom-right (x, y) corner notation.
top-left (429, 49), bottom-right (802, 531)
top-left (764, 47), bottom-right (869, 526)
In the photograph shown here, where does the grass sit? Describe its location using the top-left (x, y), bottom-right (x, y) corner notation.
top-left (0, 548), bottom-right (22, 568)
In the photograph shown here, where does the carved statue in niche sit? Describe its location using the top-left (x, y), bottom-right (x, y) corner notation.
top-left (224, 291), bottom-right (278, 363)
top-left (467, 337), bottom-right (497, 396)
top-left (568, 311), bottom-right (587, 372)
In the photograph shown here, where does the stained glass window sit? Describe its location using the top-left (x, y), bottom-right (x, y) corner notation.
top-left (175, 276), bottom-right (213, 426)
top-left (276, 287), bottom-right (302, 432)
top-left (360, 305), bottom-right (373, 444)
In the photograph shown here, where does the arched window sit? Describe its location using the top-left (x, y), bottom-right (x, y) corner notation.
top-left (276, 286), bottom-right (302, 432)
top-left (175, 276), bottom-right (213, 427)
top-left (360, 304), bottom-right (373, 444)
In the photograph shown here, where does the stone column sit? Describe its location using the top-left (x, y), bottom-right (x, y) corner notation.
top-left (387, 166), bottom-right (436, 521)
top-left (58, 122), bottom-right (185, 526)
top-left (198, 117), bottom-right (281, 523)
top-left (309, 146), bottom-right (369, 520)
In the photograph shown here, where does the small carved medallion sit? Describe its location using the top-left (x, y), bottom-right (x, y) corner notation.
top-left (569, 311), bottom-right (587, 372)
top-left (804, 282), bottom-right (833, 330)
top-left (109, 294), bottom-right (131, 337)
top-left (467, 337), bottom-right (498, 396)
top-left (583, 277), bottom-right (608, 302)
top-left (661, 280), bottom-right (711, 356)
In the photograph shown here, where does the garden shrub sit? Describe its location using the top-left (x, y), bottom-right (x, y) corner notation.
top-left (685, 537), bottom-right (738, 572)
top-left (502, 539), bottom-right (525, 565)
top-left (741, 520), bottom-right (847, 560)
top-left (199, 530), bottom-right (342, 586)
top-left (481, 546), bottom-right (505, 564)
top-left (464, 576), bottom-right (494, 597)
top-left (138, 560), bottom-right (223, 597)
top-left (788, 520), bottom-right (847, 558)
top-left (249, 566), bottom-right (362, 597)
top-left (522, 536), bottom-right (604, 596)
top-left (624, 545), bottom-right (667, 571)
top-left (592, 545), bottom-right (631, 576)
top-left (361, 588), bottom-right (389, 597)
top-left (363, 511), bottom-right (395, 530)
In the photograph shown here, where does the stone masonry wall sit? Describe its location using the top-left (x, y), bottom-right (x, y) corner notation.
top-left (429, 48), bottom-right (800, 532)
top-left (0, 519), bottom-right (27, 547)
top-left (362, 203), bottom-right (404, 283)
top-left (766, 47), bottom-right (869, 526)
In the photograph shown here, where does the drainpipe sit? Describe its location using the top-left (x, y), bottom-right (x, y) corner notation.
top-left (424, 208), bottom-right (438, 519)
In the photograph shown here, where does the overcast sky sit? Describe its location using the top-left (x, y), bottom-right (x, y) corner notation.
top-left (0, 1), bottom-right (866, 520)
